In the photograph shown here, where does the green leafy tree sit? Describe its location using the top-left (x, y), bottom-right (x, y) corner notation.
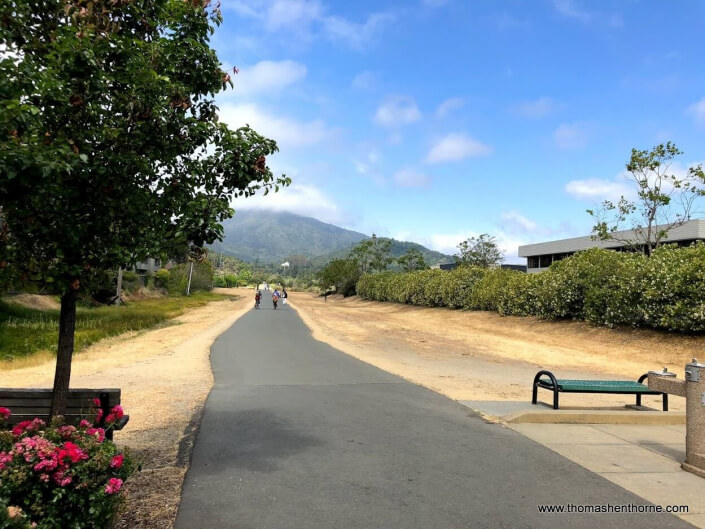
top-left (317, 258), bottom-right (359, 296)
top-left (0, 0), bottom-right (289, 415)
top-left (238, 269), bottom-right (252, 285)
top-left (349, 234), bottom-right (393, 274)
top-left (588, 142), bottom-right (705, 255)
top-left (397, 248), bottom-right (428, 272)
top-left (455, 234), bottom-right (504, 268)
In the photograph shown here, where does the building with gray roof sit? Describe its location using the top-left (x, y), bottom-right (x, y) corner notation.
top-left (518, 219), bottom-right (705, 273)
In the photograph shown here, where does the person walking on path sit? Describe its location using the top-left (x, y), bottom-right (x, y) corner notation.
top-left (272, 290), bottom-right (280, 310)
top-left (281, 288), bottom-right (288, 308)
top-left (254, 290), bottom-right (261, 309)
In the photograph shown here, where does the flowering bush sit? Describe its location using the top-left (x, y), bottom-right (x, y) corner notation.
top-left (0, 405), bottom-right (135, 529)
top-left (356, 243), bottom-right (705, 333)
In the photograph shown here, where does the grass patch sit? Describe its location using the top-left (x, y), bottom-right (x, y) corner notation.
top-left (0, 292), bottom-right (229, 363)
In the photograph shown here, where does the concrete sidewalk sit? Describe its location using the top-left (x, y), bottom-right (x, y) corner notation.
top-left (462, 401), bottom-right (705, 528)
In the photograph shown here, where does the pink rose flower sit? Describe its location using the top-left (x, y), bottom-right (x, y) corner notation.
top-left (12, 420), bottom-right (32, 437)
top-left (61, 441), bottom-right (88, 463)
top-left (0, 407), bottom-right (11, 421)
top-left (57, 425), bottom-right (77, 439)
top-left (105, 477), bottom-right (123, 494)
top-left (0, 451), bottom-right (12, 471)
top-left (110, 454), bottom-right (124, 469)
top-left (86, 427), bottom-right (105, 443)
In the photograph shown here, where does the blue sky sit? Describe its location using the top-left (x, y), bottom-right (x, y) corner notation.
top-left (215, 0), bottom-right (705, 261)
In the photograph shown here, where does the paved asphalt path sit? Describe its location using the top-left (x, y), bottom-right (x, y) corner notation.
top-left (176, 301), bottom-right (693, 529)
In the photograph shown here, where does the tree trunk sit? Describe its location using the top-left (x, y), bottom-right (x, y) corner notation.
top-left (115, 268), bottom-right (123, 305)
top-left (50, 283), bottom-right (78, 417)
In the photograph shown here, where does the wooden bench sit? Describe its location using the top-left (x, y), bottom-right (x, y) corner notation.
top-left (0, 388), bottom-right (129, 441)
top-left (531, 370), bottom-right (668, 411)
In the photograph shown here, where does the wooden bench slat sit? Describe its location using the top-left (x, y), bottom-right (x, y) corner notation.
top-left (0, 398), bottom-right (119, 408)
top-left (0, 388), bottom-right (120, 399)
top-left (0, 388), bottom-right (128, 439)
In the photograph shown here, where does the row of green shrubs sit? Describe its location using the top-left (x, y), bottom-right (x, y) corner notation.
top-left (357, 244), bottom-right (705, 332)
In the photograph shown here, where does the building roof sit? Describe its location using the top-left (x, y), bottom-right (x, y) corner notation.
top-left (518, 219), bottom-right (705, 257)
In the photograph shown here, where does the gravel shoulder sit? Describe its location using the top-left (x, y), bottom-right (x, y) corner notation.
top-left (289, 292), bottom-right (703, 411)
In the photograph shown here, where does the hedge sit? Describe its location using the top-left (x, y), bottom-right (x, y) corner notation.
top-left (356, 244), bottom-right (705, 332)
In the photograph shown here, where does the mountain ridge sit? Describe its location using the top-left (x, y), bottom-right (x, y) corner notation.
top-left (210, 210), bottom-right (452, 266)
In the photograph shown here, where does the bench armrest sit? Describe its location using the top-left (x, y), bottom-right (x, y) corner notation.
top-left (110, 415), bottom-right (129, 431)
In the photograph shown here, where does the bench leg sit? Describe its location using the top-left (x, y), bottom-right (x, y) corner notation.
top-left (636, 394), bottom-right (642, 407)
top-left (532, 383), bottom-right (538, 405)
top-left (663, 393), bottom-right (668, 412)
top-left (553, 389), bottom-right (559, 410)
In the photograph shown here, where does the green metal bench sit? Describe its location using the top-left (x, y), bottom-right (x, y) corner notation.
top-left (532, 370), bottom-right (668, 410)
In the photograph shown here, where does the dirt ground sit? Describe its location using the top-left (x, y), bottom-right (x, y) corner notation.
top-left (0, 291), bottom-right (252, 529)
top-left (2, 288), bottom-right (702, 527)
top-left (289, 292), bottom-right (703, 411)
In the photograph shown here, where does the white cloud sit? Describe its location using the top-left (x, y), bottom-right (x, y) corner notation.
top-left (554, 122), bottom-right (589, 150)
top-left (224, 0), bottom-right (392, 50)
top-left (500, 211), bottom-right (538, 234)
top-left (565, 178), bottom-right (632, 201)
top-left (426, 133), bottom-right (492, 163)
top-left (392, 168), bottom-right (430, 188)
top-left (553, 0), bottom-right (591, 22)
top-left (687, 96), bottom-right (705, 127)
top-left (264, 0), bottom-right (322, 32)
top-left (218, 103), bottom-right (336, 148)
top-left (566, 162), bottom-right (698, 202)
top-left (436, 98), bottom-right (465, 118)
top-left (512, 97), bottom-right (561, 118)
top-left (374, 96), bottom-right (422, 127)
top-left (426, 232), bottom-right (477, 255)
top-left (352, 71), bottom-right (377, 90)
top-left (231, 183), bottom-right (343, 224)
top-left (227, 60), bottom-right (307, 98)
top-left (323, 12), bottom-right (394, 50)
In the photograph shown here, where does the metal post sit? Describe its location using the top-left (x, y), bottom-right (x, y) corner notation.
top-left (186, 261), bottom-right (194, 296)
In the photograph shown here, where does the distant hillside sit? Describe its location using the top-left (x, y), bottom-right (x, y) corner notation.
top-left (210, 210), bottom-right (368, 263)
top-left (210, 210), bottom-right (453, 267)
top-left (310, 239), bottom-right (452, 268)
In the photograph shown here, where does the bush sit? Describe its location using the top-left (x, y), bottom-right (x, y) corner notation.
top-left (0, 405), bottom-right (135, 529)
top-left (641, 244), bottom-right (705, 331)
top-left (119, 270), bottom-right (140, 293)
top-left (357, 244), bottom-right (705, 333)
top-left (153, 269), bottom-right (170, 289)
